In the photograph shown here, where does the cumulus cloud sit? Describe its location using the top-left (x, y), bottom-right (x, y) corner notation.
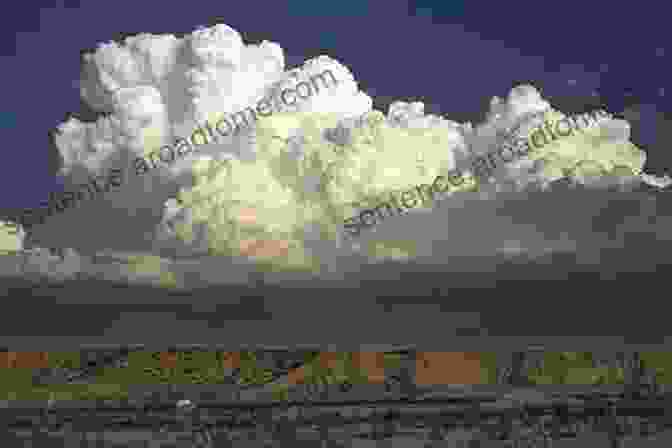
top-left (3, 24), bottom-right (670, 286)
top-left (28, 25), bottom-right (369, 256)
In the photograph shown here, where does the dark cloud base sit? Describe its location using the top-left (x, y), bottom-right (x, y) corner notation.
top-left (1, 244), bottom-right (667, 349)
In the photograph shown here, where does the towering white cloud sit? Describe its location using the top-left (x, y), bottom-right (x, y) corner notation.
top-left (2, 24), bottom-right (667, 284)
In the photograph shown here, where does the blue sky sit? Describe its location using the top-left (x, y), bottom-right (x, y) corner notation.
top-left (0, 0), bottom-right (668, 213)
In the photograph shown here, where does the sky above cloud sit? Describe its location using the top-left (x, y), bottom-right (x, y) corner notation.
top-left (0, 1), bottom-right (668, 213)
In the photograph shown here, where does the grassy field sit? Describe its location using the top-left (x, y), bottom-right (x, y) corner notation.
top-left (1, 350), bottom-right (670, 401)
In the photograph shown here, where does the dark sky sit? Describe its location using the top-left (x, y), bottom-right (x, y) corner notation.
top-left (0, 0), bottom-right (669, 212)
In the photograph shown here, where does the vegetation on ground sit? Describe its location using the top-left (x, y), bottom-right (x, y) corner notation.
top-left (0, 351), bottom-right (669, 401)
